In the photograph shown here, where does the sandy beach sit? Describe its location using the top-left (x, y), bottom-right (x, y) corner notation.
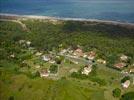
top-left (0, 13), bottom-right (134, 28)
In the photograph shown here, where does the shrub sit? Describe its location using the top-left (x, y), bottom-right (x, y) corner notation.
top-left (49, 64), bottom-right (58, 74)
top-left (121, 76), bottom-right (130, 83)
top-left (27, 71), bottom-right (40, 79)
top-left (121, 92), bottom-right (134, 100)
top-left (8, 96), bottom-right (14, 100)
top-left (71, 72), bottom-right (87, 79)
top-left (90, 77), bottom-right (107, 86)
top-left (112, 88), bottom-right (121, 97)
top-left (55, 57), bottom-right (62, 64)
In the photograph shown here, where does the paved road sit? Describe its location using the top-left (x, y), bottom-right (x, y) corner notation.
top-left (60, 53), bottom-right (134, 80)
top-left (58, 53), bottom-right (92, 65)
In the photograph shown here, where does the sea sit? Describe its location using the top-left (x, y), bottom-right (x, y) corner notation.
top-left (0, 0), bottom-right (134, 23)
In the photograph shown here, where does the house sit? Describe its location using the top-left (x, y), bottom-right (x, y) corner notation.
top-left (120, 55), bottom-right (128, 61)
top-left (26, 41), bottom-right (31, 46)
top-left (73, 48), bottom-right (83, 57)
top-left (39, 69), bottom-right (50, 77)
top-left (19, 40), bottom-right (31, 47)
top-left (10, 54), bottom-right (15, 58)
top-left (87, 51), bottom-right (96, 60)
top-left (82, 65), bottom-right (92, 75)
top-left (130, 68), bottom-right (134, 74)
top-left (122, 80), bottom-right (130, 88)
top-left (42, 55), bottom-right (51, 61)
top-left (114, 62), bottom-right (127, 69)
top-left (97, 59), bottom-right (106, 64)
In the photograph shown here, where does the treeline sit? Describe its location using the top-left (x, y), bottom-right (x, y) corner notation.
top-left (23, 20), bottom-right (134, 59)
top-left (0, 20), bottom-right (134, 62)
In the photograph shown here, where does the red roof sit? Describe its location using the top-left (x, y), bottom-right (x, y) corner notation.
top-left (114, 63), bottom-right (126, 69)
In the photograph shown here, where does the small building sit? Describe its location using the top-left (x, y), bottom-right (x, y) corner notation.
top-left (87, 51), bottom-right (96, 60)
top-left (39, 69), bottom-right (49, 77)
top-left (120, 55), bottom-right (128, 61)
top-left (26, 41), bottom-right (31, 46)
top-left (97, 59), bottom-right (106, 64)
top-left (82, 65), bottom-right (92, 75)
top-left (114, 62), bottom-right (127, 69)
top-left (10, 54), bottom-right (15, 58)
top-left (122, 80), bottom-right (130, 88)
top-left (130, 68), bottom-right (134, 74)
top-left (42, 55), bottom-right (51, 62)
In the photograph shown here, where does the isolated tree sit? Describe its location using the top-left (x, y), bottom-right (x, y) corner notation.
top-left (112, 88), bottom-right (121, 97)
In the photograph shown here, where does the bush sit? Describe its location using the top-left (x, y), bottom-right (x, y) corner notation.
top-left (55, 57), bottom-right (62, 64)
top-left (49, 64), bottom-right (58, 74)
top-left (27, 71), bottom-right (40, 79)
top-left (90, 77), bottom-right (107, 86)
top-left (71, 72), bottom-right (87, 79)
top-left (121, 92), bottom-right (134, 100)
top-left (121, 76), bottom-right (130, 83)
top-left (8, 96), bottom-right (14, 100)
top-left (112, 88), bottom-right (121, 97)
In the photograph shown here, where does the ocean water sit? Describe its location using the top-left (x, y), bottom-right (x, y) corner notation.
top-left (0, 0), bottom-right (134, 23)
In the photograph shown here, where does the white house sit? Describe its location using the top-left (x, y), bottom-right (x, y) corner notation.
top-left (97, 59), bottom-right (106, 64)
top-left (130, 68), bottom-right (134, 74)
top-left (10, 54), bottom-right (15, 58)
top-left (42, 55), bottom-right (51, 61)
top-left (120, 55), bottom-right (128, 61)
top-left (26, 41), bottom-right (31, 46)
top-left (82, 65), bottom-right (92, 75)
top-left (122, 80), bottom-right (130, 88)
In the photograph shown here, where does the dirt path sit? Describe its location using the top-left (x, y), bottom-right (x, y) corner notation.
top-left (0, 19), bottom-right (29, 32)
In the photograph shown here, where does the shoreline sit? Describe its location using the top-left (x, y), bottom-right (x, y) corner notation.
top-left (0, 13), bottom-right (134, 27)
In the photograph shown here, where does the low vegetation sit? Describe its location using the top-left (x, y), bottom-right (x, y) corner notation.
top-left (0, 19), bottom-right (134, 100)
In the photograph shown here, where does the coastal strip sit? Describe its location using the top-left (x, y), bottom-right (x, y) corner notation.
top-left (0, 13), bottom-right (134, 28)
